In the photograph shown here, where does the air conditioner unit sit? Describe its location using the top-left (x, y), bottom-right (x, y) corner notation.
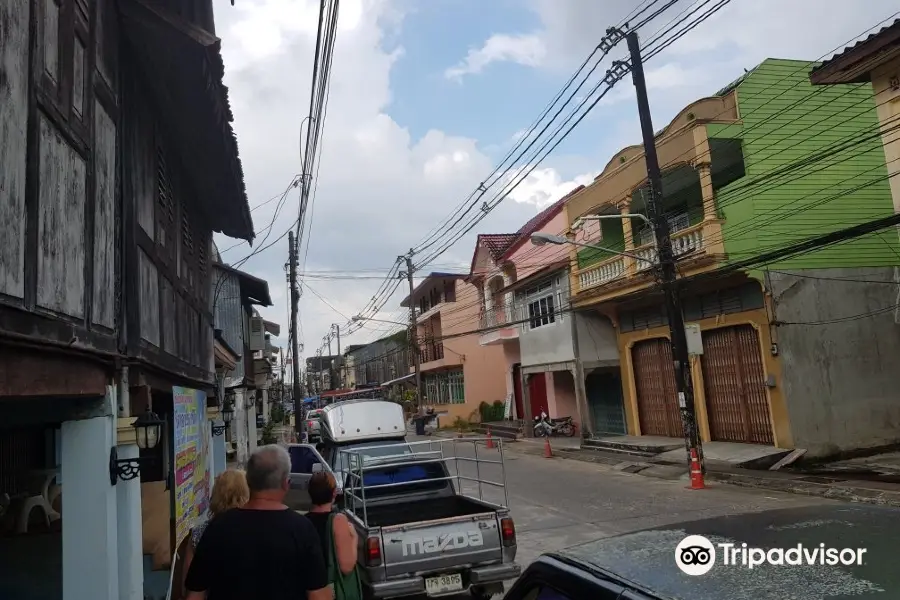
top-left (248, 317), bottom-right (266, 351)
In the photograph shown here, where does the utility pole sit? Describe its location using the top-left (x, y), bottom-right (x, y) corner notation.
top-left (279, 346), bottom-right (286, 418)
top-left (401, 253), bottom-right (422, 413)
top-left (332, 324), bottom-right (342, 387)
top-left (288, 231), bottom-right (305, 442)
top-left (626, 31), bottom-right (703, 471)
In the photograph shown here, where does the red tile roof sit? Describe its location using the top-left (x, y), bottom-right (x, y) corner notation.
top-left (481, 234), bottom-right (518, 259)
top-left (466, 183), bottom-right (587, 278)
top-left (467, 234), bottom-right (517, 278)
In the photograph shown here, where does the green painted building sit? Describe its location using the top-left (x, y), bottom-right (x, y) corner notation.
top-left (563, 58), bottom-right (900, 458)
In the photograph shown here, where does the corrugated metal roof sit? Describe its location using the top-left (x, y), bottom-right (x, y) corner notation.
top-left (812, 18), bottom-right (900, 77)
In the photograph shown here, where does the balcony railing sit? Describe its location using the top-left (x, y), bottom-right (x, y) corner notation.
top-left (577, 256), bottom-right (625, 290)
top-left (420, 342), bottom-right (445, 363)
top-left (479, 305), bottom-right (515, 329)
top-left (576, 222), bottom-right (707, 293)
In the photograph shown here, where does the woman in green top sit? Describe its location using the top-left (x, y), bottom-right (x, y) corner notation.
top-left (306, 472), bottom-right (363, 600)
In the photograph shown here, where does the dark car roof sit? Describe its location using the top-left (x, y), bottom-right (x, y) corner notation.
top-left (555, 504), bottom-right (896, 600)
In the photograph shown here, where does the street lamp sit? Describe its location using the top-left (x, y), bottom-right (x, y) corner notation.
top-left (109, 409), bottom-right (164, 485)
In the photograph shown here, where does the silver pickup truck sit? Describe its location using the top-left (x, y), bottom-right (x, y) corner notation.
top-left (288, 438), bottom-right (520, 599)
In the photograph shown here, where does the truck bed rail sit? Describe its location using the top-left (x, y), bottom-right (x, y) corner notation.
top-left (339, 437), bottom-right (508, 527)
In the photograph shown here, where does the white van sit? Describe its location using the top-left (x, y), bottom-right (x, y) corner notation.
top-left (285, 399), bottom-right (410, 509)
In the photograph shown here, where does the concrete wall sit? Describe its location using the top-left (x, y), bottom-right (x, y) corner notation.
top-left (516, 271), bottom-right (574, 367)
top-left (575, 311), bottom-right (619, 368)
top-left (508, 211), bottom-right (570, 281)
top-left (431, 278), bottom-right (508, 424)
top-left (769, 267), bottom-right (900, 457)
top-left (872, 58), bottom-right (900, 215)
top-left (549, 371), bottom-right (578, 419)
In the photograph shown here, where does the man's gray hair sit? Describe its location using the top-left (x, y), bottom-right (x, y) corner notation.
top-left (246, 444), bottom-right (291, 492)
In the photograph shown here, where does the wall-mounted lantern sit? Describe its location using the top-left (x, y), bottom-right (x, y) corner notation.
top-left (109, 409), bottom-right (164, 485)
top-left (212, 402), bottom-right (234, 437)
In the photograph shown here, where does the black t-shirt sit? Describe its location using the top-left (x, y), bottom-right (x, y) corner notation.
top-left (305, 511), bottom-right (330, 560)
top-left (185, 507), bottom-right (328, 599)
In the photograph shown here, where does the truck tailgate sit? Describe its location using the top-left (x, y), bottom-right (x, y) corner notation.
top-left (380, 512), bottom-right (502, 577)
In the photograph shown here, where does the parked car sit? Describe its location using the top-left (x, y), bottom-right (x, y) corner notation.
top-left (501, 504), bottom-right (897, 599)
top-left (304, 408), bottom-right (325, 441)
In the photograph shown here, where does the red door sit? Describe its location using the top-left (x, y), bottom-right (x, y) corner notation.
top-left (528, 373), bottom-right (548, 418)
top-left (513, 363), bottom-right (524, 420)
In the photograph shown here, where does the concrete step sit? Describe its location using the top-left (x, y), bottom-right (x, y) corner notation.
top-left (475, 424), bottom-right (521, 440)
top-left (582, 438), bottom-right (659, 458)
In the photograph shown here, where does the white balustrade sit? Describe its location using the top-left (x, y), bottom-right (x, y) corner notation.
top-left (576, 225), bottom-right (706, 292)
top-left (577, 257), bottom-right (626, 291)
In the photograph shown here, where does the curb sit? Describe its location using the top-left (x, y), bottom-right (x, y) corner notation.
top-left (705, 471), bottom-right (900, 508)
top-left (504, 440), bottom-right (900, 508)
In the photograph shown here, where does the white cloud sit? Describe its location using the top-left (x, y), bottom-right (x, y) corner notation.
top-left (444, 33), bottom-right (547, 81)
top-left (211, 0), bottom-right (565, 357)
top-left (214, 0), bottom-right (900, 365)
top-left (505, 167), bottom-right (597, 209)
top-left (448, 1), bottom-right (899, 88)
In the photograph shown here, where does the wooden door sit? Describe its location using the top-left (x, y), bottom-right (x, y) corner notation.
top-left (701, 325), bottom-right (773, 444)
top-left (632, 338), bottom-right (682, 437)
top-left (528, 373), bottom-right (548, 418)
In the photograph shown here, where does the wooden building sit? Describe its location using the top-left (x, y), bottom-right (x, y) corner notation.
top-left (0, 1), bottom-right (253, 598)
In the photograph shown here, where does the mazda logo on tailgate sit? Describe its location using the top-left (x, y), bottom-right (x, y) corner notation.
top-left (401, 531), bottom-right (484, 557)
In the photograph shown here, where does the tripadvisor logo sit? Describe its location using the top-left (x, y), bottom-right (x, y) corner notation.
top-left (675, 535), bottom-right (867, 576)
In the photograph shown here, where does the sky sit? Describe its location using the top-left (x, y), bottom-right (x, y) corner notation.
top-left (211, 0), bottom-right (899, 368)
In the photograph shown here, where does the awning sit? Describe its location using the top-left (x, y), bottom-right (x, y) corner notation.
top-left (119, 0), bottom-right (254, 241)
top-left (380, 373), bottom-right (415, 387)
top-left (214, 263), bottom-right (272, 306)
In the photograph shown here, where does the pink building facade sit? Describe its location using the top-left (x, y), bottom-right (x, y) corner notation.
top-left (401, 273), bottom-right (508, 426)
top-left (467, 186), bottom-right (618, 437)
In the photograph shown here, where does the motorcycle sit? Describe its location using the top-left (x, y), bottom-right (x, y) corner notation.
top-left (553, 415), bottom-right (577, 437)
top-left (533, 411), bottom-right (554, 437)
top-left (533, 411), bottom-right (577, 437)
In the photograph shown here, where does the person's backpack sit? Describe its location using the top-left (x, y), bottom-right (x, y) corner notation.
top-left (326, 514), bottom-right (363, 600)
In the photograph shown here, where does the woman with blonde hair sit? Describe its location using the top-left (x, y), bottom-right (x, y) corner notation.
top-left (182, 469), bottom-right (250, 584)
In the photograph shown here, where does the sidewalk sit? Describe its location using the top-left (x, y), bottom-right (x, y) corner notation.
top-left (450, 432), bottom-right (900, 508)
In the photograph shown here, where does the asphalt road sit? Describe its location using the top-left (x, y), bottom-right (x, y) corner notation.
top-left (404, 435), bottom-right (836, 597)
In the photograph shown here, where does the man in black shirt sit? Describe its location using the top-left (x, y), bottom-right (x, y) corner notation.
top-left (185, 444), bottom-right (331, 600)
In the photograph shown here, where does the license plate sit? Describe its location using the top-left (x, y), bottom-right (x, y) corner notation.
top-left (425, 573), bottom-right (463, 595)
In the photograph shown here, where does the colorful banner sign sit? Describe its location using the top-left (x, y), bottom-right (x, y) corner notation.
top-left (173, 386), bottom-right (210, 546)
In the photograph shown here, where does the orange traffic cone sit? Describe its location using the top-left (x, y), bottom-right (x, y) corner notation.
top-left (688, 448), bottom-right (705, 490)
top-left (486, 427), bottom-right (495, 449)
top-left (543, 436), bottom-right (553, 458)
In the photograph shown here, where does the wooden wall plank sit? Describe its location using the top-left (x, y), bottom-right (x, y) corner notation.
top-left (138, 248), bottom-right (160, 346)
top-left (36, 114), bottom-right (87, 318)
top-left (92, 100), bottom-right (116, 328)
top-left (0, 0), bottom-right (31, 299)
